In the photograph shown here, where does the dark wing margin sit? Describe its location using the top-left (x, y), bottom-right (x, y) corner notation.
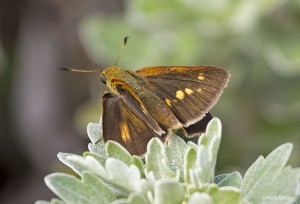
top-left (137, 66), bottom-right (230, 129)
top-left (102, 93), bottom-right (159, 155)
top-left (183, 112), bottom-right (213, 137)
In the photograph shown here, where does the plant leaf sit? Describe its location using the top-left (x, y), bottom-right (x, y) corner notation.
top-left (189, 118), bottom-right (222, 185)
top-left (50, 199), bottom-right (66, 204)
top-left (184, 146), bottom-right (197, 184)
top-left (241, 143), bottom-right (300, 203)
top-left (215, 172), bottom-right (242, 188)
top-left (106, 140), bottom-right (132, 165)
top-left (87, 119), bottom-right (106, 156)
top-left (35, 198), bottom-right (66, 204)
top-left (111, 193), bottom-right (149, 204)
top-left (57, 153), bottom-right (84, 175)
top-left (211, 186), bottom-right (243, 204)
top-left (165, 134), bottom-right (188, 181)
top-left (83, 152), bottom-right (106, 166)
top-left (105, 158), bottom-right (143, 192)
top-left (145, 138), bottom-right (176, 179)
top-left (153, 179), bottom-right (185, 204)
top-left (45, 171), bottom-right (116, 204)
top-left (87, 122), bottom-right (102, 144)
top-left (204, 117), bottom-right (222, 146)
top-left (214, 174), bottom-right (227, 184)
top-left (88, 141), bottom-right (106, 157)
top-left (59, 154), bottom-right (108, 178)
top-left (131, 155), bottom-right (145, 177)
top-left (187, 192), bottom-right (212, 204)
top-left (35, 201), bottom-right (51, 204)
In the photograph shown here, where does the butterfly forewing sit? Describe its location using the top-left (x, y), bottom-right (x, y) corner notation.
top-left (137, 66), bottom-right (230, 127)
top-left (102, 93), bottom-right (158, 155)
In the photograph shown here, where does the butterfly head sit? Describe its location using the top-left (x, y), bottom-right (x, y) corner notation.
top-left (100, 66), bottom-right (128, 93)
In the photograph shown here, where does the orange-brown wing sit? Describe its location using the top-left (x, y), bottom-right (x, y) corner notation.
top-left (137, 66), bottom-right (230, 128)
top-left (102, 93), bottom-right (160, 155)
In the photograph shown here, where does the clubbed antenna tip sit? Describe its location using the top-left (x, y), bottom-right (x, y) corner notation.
top-left (114, 36), bottom-right (130, 66)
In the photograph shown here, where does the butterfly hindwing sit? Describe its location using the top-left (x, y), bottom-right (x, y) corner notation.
top-left (102, 93), bottom-right (159, 155)
top-left (137, 66), bottom-right (230, 128)
top-left (183, 112), bottom-right (213, 136)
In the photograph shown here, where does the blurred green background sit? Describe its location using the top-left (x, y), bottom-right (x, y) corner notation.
top-left (1, 0), bottom-right (300, 203)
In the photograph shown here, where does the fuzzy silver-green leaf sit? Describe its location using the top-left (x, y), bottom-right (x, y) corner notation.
top-left (87, 122), bottom-right (102, 144)
top-left (45, 171), bottom-right (116, 204)
top-left (165, 134), bottom-right (188, 181)
top-left (145, 138), bottom-right (176, 179)
top-left (215, 172), bottom-right (242, 188)
top-left (241, 143), bottom-right (300, 203)
top-left (106, 140), bottom-right (132, 165)
top-left (153, 179), bottom-right (185, 204)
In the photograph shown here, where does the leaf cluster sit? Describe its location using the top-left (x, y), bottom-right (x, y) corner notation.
top-left (36, 118), bottom-right (300, 204)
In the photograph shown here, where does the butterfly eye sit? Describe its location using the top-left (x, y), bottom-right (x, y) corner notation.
top-left (101, 73), bottom-right (107, 84)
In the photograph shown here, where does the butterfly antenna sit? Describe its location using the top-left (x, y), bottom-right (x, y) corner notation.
top-left (114, 36), bottom-right (129, 66)
top-left (59, 67), bottom-right (101, 73)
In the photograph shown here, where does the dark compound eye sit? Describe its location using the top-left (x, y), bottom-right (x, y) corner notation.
top-left (101, 73), bottom-right (107, 84)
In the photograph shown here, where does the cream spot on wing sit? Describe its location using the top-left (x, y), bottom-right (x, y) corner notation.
top-left (176, 90), bottom-right (185, 100)
top-left (197, 88), bottom-right (202, 92)
top-left (198, 73), bottom-right (205, 80)
top-left (165, 98), bottom-right (172, 107)
top-left (120, 122), bottom-right (130, 143)
top-left (185, 88), bottom-right (193, 95)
